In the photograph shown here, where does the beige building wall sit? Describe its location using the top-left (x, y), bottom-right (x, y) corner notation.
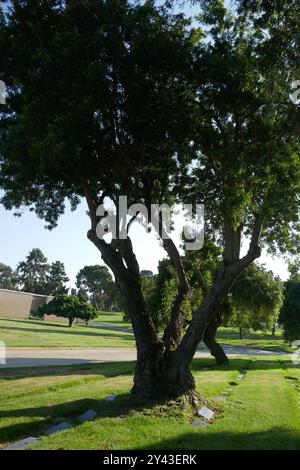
top-left (0, 289), bottom-right (67, 323)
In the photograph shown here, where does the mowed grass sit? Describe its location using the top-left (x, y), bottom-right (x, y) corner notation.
top-left (215, 327), bottom-right (291, 352)
top-left (94, 311), bottom-right (131, 330)
top-left (0, 356), bottom-right (300, 449)
top-left (95, 313), bottom-right (290, 352)
top-left (0, 317), bottom-right (135, 348)
top-left (0, 314), bottom-right (290, 352)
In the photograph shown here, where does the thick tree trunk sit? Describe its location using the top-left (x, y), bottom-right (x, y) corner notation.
top-left (133, 347), bottom-right (196, 401)
top-left (83, 187), bottom-right (262, 403)
top-left (239, 327), bottom-right (244, 339)
top-left (87, 228), bottom-right (163, 398)
top-left (68, 317), bottom-right (74, 327)
top-left (203, 320), bottom-right (229, 365)
top-left (118, 272), bottom-right (196, 400)
top-left (172, 267), bottom-right (237, 372)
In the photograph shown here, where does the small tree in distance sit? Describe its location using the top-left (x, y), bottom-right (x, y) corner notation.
top-left (36, 295), bottom-right (97, 327)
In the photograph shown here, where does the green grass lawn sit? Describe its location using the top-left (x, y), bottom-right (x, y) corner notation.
top-left (94, 312), bottom-right (291, 352)
top-left (0, 355), bottom-right (299, 449)
top-left (0, 317), bottom-right (135, 348)
top-left (216, 327), bottom-right (291, 353)
top-left (94, 311), bottom-right (132, 330)
top-left (0, 315), bottom-right (290, 352)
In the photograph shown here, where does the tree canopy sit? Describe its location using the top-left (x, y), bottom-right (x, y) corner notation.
top-left (76, 264), bottom-right (117, 310)
top-left (36, 294), bottom-right (97, 327)
top-left (229, 264), bottom-right (284, 334)
top-left (0, 0), bottom-right (193, 225)
top-left (0, 262), bottom-right (17, 290)
top-left (15, 248), bottom-right (69, 295)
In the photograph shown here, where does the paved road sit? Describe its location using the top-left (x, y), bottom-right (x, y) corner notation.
top-left (0, 345), bottom-right (286, 369)
top-left (1, 348), bottom-right (136, 368)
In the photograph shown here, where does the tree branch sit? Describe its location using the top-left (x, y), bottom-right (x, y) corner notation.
top-left (237, 214), bottom-right (263, 270)
top-left (223, 221), bottom-right (241, 264)
top-left (161, 237), bottom-right (190, 350)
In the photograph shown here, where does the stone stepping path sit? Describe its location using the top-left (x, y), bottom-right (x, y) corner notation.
top-left (106, 393), bottom-right (118, 402)
top-left (46, 421), bottom-right (72, 436)
top-left (2, 398), bottom-right (117, 450)
top-left (191, 405), bottom-right (215, 429)
top-left (198, 406), bottom-right (214, 421)
top-left (3, 437), bottom-right (39, 451)
top-left (78, 409), bottom-right (98, 423)
top-left (191, 368), bottom-right (249, 429)
top-left (192, 420), bottom-right (209, 428)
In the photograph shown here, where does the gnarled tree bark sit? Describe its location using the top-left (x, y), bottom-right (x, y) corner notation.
top-left (161, 237), bottom-right (189, 351)
top-left (203, 318), bottom-right (229, 365)
top-left (83, 180), bottom-right (263, 401)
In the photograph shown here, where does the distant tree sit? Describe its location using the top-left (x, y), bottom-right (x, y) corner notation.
top-left (0, 262), bottom-right (17, 290)
top-left (36, 294), bottom-right (97, 327)
top-left (17, 248), bottom-right (50, 294)
top-left (46, 261), bottom-right (69, 295)
top-left (288, 261), bottom-right (300, 278)
top-left (141, 270), bottom-right (154, 278)
top-left (76, 265), bottom-right (117, 310)
top-left (229, 265), bottom-right (284, 339)
top-left (280, 264), bottom-right (300, 343)
top-left (76, 287), bottom-right (89, 302)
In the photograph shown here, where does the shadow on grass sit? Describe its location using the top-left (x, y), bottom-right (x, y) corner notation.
top-left (1, 318), bottom-right (70, 328)
top-left (1, 357), bottom-right (296, 382)
top-left (0, 393), bottom-right (160, 444)
top-left (2, 395), bottom-right (300, 450)
top-left (216, 327), bottom-right (282, 341)
top-left (0, 324), bottom-right (134, 341)
top-left (95, 319), bottom-right (130, 326)
top-left (192, 357), bottom-right (295, 372)
top-left (0, 361), bottom-right (136, 380)
top-left (1, 357), bottom-right (300, 448)
top-left (137, 428), bottom-right (300, 450)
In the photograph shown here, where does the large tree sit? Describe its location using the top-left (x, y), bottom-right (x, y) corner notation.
top-left (0, 0), bottom-right (299, 402)
top-left (168, 0), bottom-right (300, 385)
